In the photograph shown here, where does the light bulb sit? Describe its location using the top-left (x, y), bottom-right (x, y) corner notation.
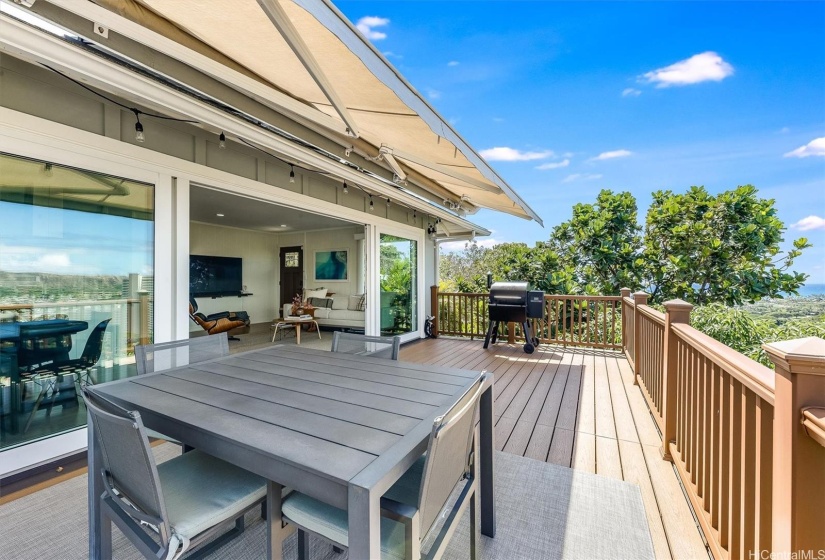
top-left (289, 165), bottom-right (295, 183)
top-left (219, 132), bottom-right (226, 149)
top-left (43, 163), bottom-right (53, 177)
top-left (135, 121), bottom-right (145, 143)
top-left (343, 181), bottom-right (348, 194)
top-left (369, 196), bottom-right (374, 212)
top-left (386, 198), bottom-right (391, 207)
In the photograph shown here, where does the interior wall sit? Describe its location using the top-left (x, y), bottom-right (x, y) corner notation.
top-left (189, 222), bottom-right (279, 330)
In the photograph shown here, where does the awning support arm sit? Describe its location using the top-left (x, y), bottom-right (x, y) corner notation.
top-left (255, 0), bottom-right (360, 139)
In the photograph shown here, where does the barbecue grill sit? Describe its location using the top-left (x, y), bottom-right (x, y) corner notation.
top-left (483, 282), bottom-right (544, 354)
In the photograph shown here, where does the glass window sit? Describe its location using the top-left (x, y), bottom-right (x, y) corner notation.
top-left (379, 234), bottom-right (417, 336)
top-left (0, 153), bottom-right (154, 450)
top-left (285, 252), bottom-right (299, 268)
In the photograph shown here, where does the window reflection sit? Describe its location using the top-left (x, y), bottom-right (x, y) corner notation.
top-left (0, 153), bottom-right (154, 450)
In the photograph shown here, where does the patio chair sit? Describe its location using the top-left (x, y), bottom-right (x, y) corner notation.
top-left (331, 332), bottom-right (401, 360)
top-left (135, 333), bottom-right (229, 375)
top-left (279, 372), bottom-right (486, 560)
top-left (82, 388), bottom-right (266, 560)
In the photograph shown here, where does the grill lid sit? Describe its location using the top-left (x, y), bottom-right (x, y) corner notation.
top-left (489, 281), bottom-right (529, 303)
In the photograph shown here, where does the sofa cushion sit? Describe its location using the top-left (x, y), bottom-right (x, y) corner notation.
top-left (328, 310), bottom-right (365, 321)
top-left (313, 308), bottom-right (332, 319)
top-left (330, 296), bottom-right (349, 311)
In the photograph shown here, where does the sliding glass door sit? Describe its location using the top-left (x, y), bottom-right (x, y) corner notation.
top-left (379, 234), bottom-right (418, 337)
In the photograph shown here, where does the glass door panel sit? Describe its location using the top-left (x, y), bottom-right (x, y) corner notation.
top-left (379, 234), bottom-right (417, 336)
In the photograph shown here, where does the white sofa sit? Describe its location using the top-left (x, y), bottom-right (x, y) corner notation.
top-left (282, 294), bottom-right (364, 330)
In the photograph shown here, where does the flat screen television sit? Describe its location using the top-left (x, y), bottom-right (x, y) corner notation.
top-left (190, 255), bottom-right (243, 297)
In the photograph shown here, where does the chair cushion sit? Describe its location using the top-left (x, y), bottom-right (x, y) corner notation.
top-left (281, 493), bottom-right (407, 560)
top-left (157, 450), bottom-right (265, 540)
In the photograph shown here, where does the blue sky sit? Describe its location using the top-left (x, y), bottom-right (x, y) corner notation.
top-left (339, 1), bottom-right (825, 284)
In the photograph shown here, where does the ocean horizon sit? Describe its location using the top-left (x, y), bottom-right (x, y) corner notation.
top-left (791, 284), bottom-right (825, 297)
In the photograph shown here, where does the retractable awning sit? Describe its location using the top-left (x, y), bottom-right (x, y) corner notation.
top-left (80, 0), bottom-right (541, 225)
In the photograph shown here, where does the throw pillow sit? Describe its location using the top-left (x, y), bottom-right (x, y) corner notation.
top-left (304, 287), bottom-right (327, 300)
top-left (331, 296), bottom-right (348, 310)
top-left (348, 295), bottom-right (363, 311)
top-left (357, 293), bottom-right (367, 311)
top-left (308, 297), bottom-right (333, 309)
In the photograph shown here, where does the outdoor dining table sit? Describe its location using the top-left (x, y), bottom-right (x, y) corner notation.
top-left (87, 344), bottom-right (495, 559)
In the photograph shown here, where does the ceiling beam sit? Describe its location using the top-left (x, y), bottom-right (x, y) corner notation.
top-left (255, 0), bottom-right (360, 138)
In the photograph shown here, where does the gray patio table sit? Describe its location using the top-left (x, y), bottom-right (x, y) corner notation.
top-left (87, 344), bottom-right (495, 559)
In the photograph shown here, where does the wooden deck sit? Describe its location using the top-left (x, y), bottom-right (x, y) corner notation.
top-left (400, 338), bottom-right (709, 560)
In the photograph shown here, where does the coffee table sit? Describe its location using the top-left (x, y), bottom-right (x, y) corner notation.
top-left (271, 317), bottom-right (321, 344)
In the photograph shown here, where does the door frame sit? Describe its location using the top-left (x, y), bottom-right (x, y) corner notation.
top-left (368, 222), bottom-right (426, 343)
top-left (279, 246), bottom-right (304, 315)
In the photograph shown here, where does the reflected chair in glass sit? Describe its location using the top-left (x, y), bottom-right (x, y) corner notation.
top-left (330, 332), bottom-right (401, 360)
top-left (82, 389), bottom-right (266, 560)
top-left (22, 318), bottom-right (111, 433)
top-left (278, 373), bottom-right (486, 560)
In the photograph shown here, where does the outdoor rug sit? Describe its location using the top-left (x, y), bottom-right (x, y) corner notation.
top-left (0, 443), bottom-right (654, 560)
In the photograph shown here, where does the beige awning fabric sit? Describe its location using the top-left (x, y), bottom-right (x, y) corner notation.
top-left (89, 0), bottom-right (542, 225)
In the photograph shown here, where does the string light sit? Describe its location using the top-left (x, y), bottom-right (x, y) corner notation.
top-left (387, 198), bottom-right (391, 207)
top-left (219, 132), bottom-right (226, 149)
top-left (43, 163), bottom-right (53, 177)
top-left (413, 209), bottom-right (417, 219)
top-left (369, 195), bottom-right (374, 212)
top-left (133, 111), bottom-right (145, 143)
top-left (342, 181), bottom-right (348, 194)
top-left (289, 165), bottom-right (295, 183)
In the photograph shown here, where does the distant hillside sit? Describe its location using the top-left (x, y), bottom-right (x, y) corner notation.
top-left (740, 294), bottom-right (825, 325)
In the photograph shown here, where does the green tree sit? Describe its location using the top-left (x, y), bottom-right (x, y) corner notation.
top-left (548, 190), bottom-right (642, 295)
top-left (641, 185), bottom-right (809, 305)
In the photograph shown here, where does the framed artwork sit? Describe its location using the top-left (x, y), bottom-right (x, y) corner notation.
top-left (314, 250), bottom-right (348, 281)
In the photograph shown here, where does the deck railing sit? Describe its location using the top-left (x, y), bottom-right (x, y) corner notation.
top-left (622, 294), bottom-right (825, 559)
top-left (431, 287), bottom-right (621, 348)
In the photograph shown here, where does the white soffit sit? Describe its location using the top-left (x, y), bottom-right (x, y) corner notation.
top-left (87, 0), bottom-right (542, 225)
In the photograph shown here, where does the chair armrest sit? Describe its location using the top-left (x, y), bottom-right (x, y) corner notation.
top-left (380, 496), bottom-right (418, 522)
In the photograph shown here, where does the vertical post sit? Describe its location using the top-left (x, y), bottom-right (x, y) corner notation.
top-left (632, 291), bottom-right (648, 384)
top-left (507, 322), bottom-right (515, 344)
top-left (764, 337), bottom-right (825, 556)
top-left (620, 288), bottom-right (631, 353)
top-left (430, 285), bottom-right (439, 338)
top-left (139, 291), bottom-right (150, 346)
top-left (661, 299), bottom-right (692, 461)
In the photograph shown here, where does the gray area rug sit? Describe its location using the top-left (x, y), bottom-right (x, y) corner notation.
top-left (0, 445), bottom-right (653, 560)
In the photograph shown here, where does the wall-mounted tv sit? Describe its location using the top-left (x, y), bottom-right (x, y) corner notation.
top-left (190, 255), bottom-right (243, 297)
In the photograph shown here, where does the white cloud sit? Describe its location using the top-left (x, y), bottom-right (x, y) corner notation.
top-left (447, 60), bottom-right (460, 67)
top-left (356, 16), bottom-right (390, 41)
top-left (591, 149), bottom-right (633, 161)
top-left (622, 88), bottom-right (642, 97)
top-left (641, 51), bottom-right (734, 87)
top-left (426, 88), bottom-right (441, 100)
top-left (784, 137), bottom-right (825, 158)
top-left (479, 147), bottom-right (553, 162)
top-left (791, 215), bottom-right (825, 231)
top-left (779, 127), bottom-right (790, 134)
top-left (535, 159), bottom-right (570, 170)
top-left (492, 117), bottom-right (505, 123)
top-left (563, 173), bottom-right (602, 183)
top-left (383, 51), bottom-right (402, 60)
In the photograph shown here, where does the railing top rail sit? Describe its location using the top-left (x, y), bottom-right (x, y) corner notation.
top-left (672, 322), bottom-right (775, 405)
top-left (544, 294), bottom-right (622, 301)
top-left (802, 407), bottom-right (825, 449)
top-left (437, 292), bottom-right (489, 297)
top-left (637, 304), bottom-right (666, 325)
top-left (623, 296), bottom-right (635, 308)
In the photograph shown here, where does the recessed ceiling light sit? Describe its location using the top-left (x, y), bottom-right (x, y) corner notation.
top-left (280, 224), bottom-right (287, 227)
top-left (216, 213), bottom-right (224, 217)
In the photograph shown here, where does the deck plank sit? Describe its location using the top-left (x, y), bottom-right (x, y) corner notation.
top-left (403, 339), bottom-right (707, 560)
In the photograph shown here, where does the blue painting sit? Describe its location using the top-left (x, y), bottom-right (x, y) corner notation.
top-left (315, 250), bottom-right (348, 281)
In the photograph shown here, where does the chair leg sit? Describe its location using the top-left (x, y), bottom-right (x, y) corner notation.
top-left (23, 379), bottom-right (50, 433)
top-left (332, 545), bottom-right (343, 553)
top-left (297, 529), bottom-right (310, 560)
top-left (470, 491), bottom-right (478, 560)
top-left (261, 499), bottom-right (267, 520)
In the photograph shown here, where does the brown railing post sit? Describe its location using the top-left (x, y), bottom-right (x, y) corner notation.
top-left (430, 285), bottom-right (439, 338)
top-left (139, 291), bottom-right (150, 346)
top-left (620, 288), bottom-right (631, 353)
top-left (632, 291), bottom-right (648, 384)
top-left (764, 337), bottom-right (825, 556)
top-left (661, 299), bottom-right (692, 461)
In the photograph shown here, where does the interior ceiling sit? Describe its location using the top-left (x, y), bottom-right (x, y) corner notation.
top-left (190, 186), bottom-right (357, 232)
